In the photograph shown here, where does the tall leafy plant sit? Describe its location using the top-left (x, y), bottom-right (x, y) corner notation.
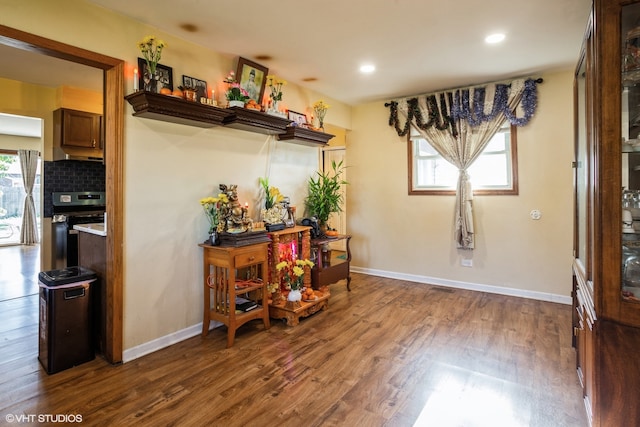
top-left (305, 160), bottom-right (347, 226)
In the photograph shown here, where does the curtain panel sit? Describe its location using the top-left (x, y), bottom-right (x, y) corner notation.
top-left (385, 77), bottom-right (541, 249)
top-left (18, 149), bottom-right (39, 245)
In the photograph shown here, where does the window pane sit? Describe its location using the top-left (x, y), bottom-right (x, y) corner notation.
top-left (409, 124), bottom-right (517, 194)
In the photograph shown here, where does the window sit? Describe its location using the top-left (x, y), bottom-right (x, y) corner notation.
top-left (0, 150), bottom-right (42, 244)
top-left (408, 124), bottom-right (518, 195)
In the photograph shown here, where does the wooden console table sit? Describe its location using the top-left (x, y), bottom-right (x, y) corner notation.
top-left (311, 235), bottom-right (352, 291)
top-left (199, 242), bottom-right (270, 347)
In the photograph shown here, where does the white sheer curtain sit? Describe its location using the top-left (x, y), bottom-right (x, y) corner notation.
top-left (18, 149), bottom-right (39, 245)
top-left (389, 78), bottom-right (537, 249)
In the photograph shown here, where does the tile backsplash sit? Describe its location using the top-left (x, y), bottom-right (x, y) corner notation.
top-left (43, 160), bottom-right (105, 217)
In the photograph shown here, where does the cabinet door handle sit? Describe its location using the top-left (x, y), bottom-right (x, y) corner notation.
top-left (248, 256), bottom-right (255, 261)
top-left (92, 139), bottom-right (96, 148)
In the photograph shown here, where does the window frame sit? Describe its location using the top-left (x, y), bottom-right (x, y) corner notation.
top-left (407, 124), bottom-right (519, 196)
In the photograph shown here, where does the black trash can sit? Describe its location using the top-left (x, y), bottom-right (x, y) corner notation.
top-left (38, 266), bottom-right (97, 374)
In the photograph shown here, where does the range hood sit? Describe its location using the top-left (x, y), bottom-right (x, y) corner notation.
top-left (53, 146), bottom-right (103, 162)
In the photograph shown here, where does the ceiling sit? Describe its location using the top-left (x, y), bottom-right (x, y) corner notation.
top-left (0, 0), bottom-right (592, 106)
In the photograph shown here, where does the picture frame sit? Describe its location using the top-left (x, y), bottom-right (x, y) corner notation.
top-left (288, 110), bottom-right (308, 126)
top-left (235, 57), bottom-right (268, 103)
top-left (182, 75), bottom-right (208, 99)
top-left (138, 57), bottom-right (173, 92)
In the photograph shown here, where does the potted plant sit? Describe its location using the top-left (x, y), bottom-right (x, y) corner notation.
top-left (305, 160), bottom-right (347, 233)
top-left (223, 70), bottom-right (249, 107)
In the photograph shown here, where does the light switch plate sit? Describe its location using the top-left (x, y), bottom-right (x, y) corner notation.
top-left (530, 209), bottom-right (542, 220)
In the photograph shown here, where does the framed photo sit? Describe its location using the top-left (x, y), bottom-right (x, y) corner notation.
top-left (288, 110), bottom-right (308, 126)
top-left (182, 75), bottom-right (208, 99)
top-left (236, 57), bottom-right (268, 103)
top-left (138, 57), bottom-right (173, 92)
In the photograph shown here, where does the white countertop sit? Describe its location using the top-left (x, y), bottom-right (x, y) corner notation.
top-left (73, 223), bottom-right (107, 237)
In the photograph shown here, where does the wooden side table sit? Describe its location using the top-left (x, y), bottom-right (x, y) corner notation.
top-left (199, 242), bottom-right (270, 347)
top-left (311, 235), bottom-right (352, 291)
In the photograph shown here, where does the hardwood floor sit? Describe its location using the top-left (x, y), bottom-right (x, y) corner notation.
top-left (0, 244), bottom-right (39, 301)
top-left (0, 272), bottom-right (588, 426)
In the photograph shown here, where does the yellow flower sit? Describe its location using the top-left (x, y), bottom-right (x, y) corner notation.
top-left (137, 35), bottom-right (167, 75)
top-left (312, 100), bottom-right (330, 124)
top-left (266, 75), bottom-right (287, 102)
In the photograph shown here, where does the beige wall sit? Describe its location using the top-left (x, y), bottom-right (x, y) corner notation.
top-left (1, 0), bottom-right (351, 354)
top-left (2, 0), bottom-right (576, 357)
top-left (348, 70), bottom-right (574, 298)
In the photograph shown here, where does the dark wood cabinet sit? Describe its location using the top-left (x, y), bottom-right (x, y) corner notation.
top-left (53, 108), bottom-right (103, 159)
top-left (573, 1), bottom-right (640, 425)
top-left (310, 235), bottom-right (351, 291)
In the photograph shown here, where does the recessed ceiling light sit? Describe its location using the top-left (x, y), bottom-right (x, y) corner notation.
top-left (360, 64), bottom-right (376, 74)
top-left (485, 33), bottom-right (506, 44)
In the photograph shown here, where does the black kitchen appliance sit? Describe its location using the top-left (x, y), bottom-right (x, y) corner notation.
top-left (51, 191), bottom-right (105, 269)
top-left (38, 266), bottom-right (97, 374)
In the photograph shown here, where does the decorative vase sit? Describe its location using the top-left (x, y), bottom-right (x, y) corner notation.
top-left (229, 100), bottom-right (245, 108)
top-left (144, 69), bottom-right (161, 93)
top-left (183, 89), bottom-right (198, 102)
top-left (209, 229), bottom-right (220, 246)
top-left (287, 289), bottom-right (302, 302)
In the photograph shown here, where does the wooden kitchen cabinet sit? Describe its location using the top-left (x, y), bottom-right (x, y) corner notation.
top-left (77, 231), bottom-right (108, 359)
top-left (572, 1), bottom-right (640, 425)
top-left (54, 108), bottom-right (103, 157)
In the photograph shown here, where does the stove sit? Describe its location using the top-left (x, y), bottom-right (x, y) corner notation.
top-left (51, 191), bottom-right (105, 269)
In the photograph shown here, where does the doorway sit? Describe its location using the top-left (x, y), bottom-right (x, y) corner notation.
top-left (0, 24), bottom-right (125, 363)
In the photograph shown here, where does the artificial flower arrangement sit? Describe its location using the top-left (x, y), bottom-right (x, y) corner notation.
top-left (137, 35), bottom-right (167, 77)
top-left (312, 100), bottom-right (330, 129)
top-left (200, 193), bottom-right (229, 234)
top-left (223, 70), bottom-right (249, 102)
top-left (266, 75), bottom-right (287, 104)
top-left (258, 177), bottom-right (286, 225)
top-left (275, 258), bottom-right (315, 291)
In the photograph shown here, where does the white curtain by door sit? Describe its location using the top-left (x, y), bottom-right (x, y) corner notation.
top-left (18, 149), bottom-right (39, 245)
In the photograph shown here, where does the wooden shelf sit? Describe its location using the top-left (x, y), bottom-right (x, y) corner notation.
top-left (125, 91), bottom-right (231, 128)
top-left (222, 106), bottom-right (291, 135)
top-left (125, 91), bottom-right (335, 145)
top-left (276, 126), bottom-right (334, 147)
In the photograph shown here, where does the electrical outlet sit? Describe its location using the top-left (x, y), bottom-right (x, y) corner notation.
top-left (461, 259), bottom-right (473, 267)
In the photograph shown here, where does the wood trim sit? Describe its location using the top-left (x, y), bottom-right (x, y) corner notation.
top-left (0, 25), bottom-right (125, 363)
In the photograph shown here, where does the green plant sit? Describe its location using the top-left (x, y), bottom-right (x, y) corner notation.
top-left (305, 160), bottom-right (347, 226)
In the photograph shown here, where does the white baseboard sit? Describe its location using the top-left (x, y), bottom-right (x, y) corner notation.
top-left (122, 320), bottom-right (222, 363)
top-left (349, 266), bottom-right (572, 305)
top-left (123, 268), bottom-right (570, 363)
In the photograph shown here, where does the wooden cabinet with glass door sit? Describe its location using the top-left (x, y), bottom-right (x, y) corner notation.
top-left (573, 1), bottom-right (640, 425)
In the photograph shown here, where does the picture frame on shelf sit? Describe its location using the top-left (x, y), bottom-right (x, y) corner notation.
top-left (288, 110), bottom-right (308, 126)
top-left (236, 57), bottom-right (268, 104)
top-left (182, 75), bottom-right (208, 99)
top-left (138, 57), bottom-right (173, 92)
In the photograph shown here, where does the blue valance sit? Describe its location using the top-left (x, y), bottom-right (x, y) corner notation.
top-left (385, 77), bottom-right (541, 137)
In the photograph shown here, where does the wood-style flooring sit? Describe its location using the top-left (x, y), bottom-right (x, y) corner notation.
top-left (0, 244), bottom-right (39, 301)
top-left (0, 261), bottom-right (588, 426)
